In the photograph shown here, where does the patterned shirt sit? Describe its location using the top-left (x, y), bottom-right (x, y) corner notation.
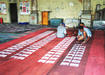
top-left (78, 27), bottom-right (92, 37)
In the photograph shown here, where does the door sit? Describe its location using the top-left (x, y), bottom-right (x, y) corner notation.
top-left (42, 11), bottom-right (48, 25)
top-left (10, 3), bottom-right (18, 23)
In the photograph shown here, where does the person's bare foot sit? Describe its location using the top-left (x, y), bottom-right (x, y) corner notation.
top-left (82, 41), bottom-right (87, 44)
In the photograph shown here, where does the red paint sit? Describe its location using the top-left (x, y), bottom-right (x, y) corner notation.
top-left (84, 31), bottom-right (105, 75)
top-left (0, 29), bottom-right (104, 75)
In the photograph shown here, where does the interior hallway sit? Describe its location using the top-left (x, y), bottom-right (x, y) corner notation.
top-left (0, 0), bottom-right (105, 75)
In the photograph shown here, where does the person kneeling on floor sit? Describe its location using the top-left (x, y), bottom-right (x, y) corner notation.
top-left (56, 23), bottom-right (67, 38)
top-left (77, 26), bottom-right (92, 44)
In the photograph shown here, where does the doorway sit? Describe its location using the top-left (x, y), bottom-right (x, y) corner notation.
top-left (10, 3), bottom-right (18, 23)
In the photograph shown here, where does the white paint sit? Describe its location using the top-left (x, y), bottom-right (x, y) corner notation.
top-left (0, 31), bottom-right (54, 57)
top-left (60, 44), bottom-right (86, 67)
top-left (0, 54), bottom-right (7, 57)
top-left (48, 52), bottom-right (55, 54)
top-left (20, 51), bottom-right (33, 54)
top-left (38, 59), bottom-right (46, 63)
top-left (46, 61), bottom-right (55, 63)
top-left (50, 57), bottom-right (58, 60)
top-left (38, 37), bottom-right (76, 64)
top-left (72, 60), bottom-right (81, 63)
top-left (16, 54), bottom-right (30, 57)
top-left (75, 54), bottom-right (83, 57)
top-left (42, 56), bottom-right (49, 59)
top-left (64, 59), bottom-right (72, 62)
top-left (73, 57), bottom-right (82, 60)
top-left (0, 51), bottom-right (12, 54)
top-left (61, 62), bottom-right (69, 66)
top-left (45, 54), bottom-right (52, 57)
top-left (11, 33), bottom-right (56, 60)
top-left (66, 56), bottom-right (73, 59)
top-left (4, 49), bottom-right (16, 52)
top-left (11, 56), bottom-right (25, 60)
top-left (70, 63), bottom-right (79, 67)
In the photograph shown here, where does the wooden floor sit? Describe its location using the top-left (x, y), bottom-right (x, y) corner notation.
top-left (0, 28), bottom-right (104, 75)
